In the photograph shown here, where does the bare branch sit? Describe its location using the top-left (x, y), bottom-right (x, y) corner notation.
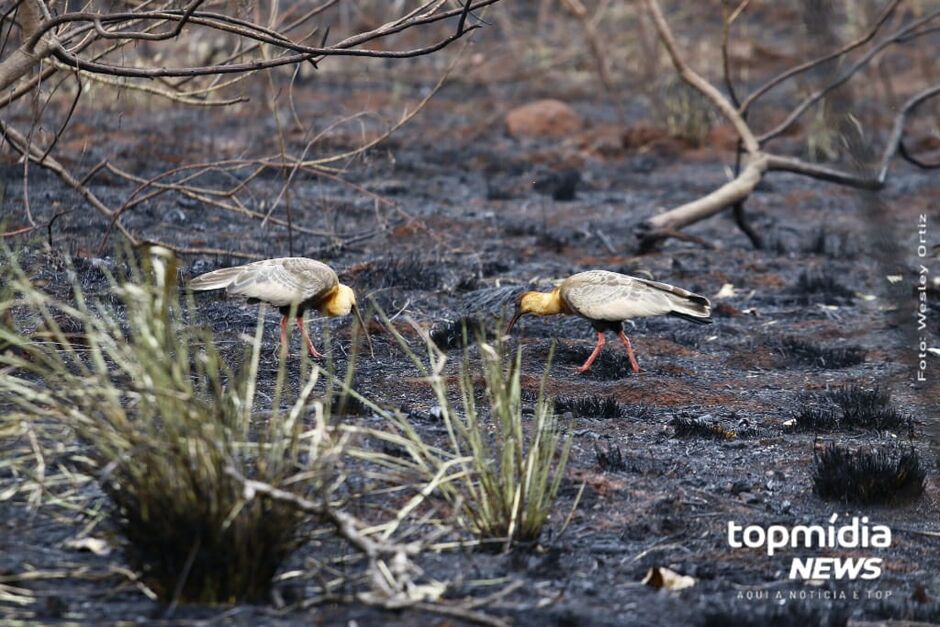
top-left (720, 0), bottom-right (751, 108)
top-left (899, 141), bottom-right (940, 170)
top-left (0, 0), bottom-right (501, 256)
top-left (636, 1), bottom-right (939, 251)
top-left (40, 0), bottom-right (494, 79)
top-left (0, 0), bottom-right (56, 93)
top-left (639, 155), bottom-right (768, 236)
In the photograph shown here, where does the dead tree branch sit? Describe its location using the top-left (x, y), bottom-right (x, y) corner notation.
top-left (0, 0), bottom-right (54, 92)
top-left (636, 0), bottom-right (940, 251)
top-left (0, 0), bottom-right (500, 255)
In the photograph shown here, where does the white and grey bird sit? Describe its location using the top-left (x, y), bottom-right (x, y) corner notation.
top-left (506, 270), bottom-right (711, 373)
top-left (188, 257), bottom-right (371, 358)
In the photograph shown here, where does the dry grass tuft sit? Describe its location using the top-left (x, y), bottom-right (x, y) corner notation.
top-left (0, 247), bottom-right (333, 604)
top-left (366, 322), bottom-right (575, 547)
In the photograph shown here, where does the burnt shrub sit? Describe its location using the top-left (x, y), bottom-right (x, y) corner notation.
top-left (773, 337), bottom-right (866, 369)
top-left (791, 405), bottom-right (841, 432)
top-left (107, 452), bottom-right (302, 603)
top-left (813, 443), bottom-right (925, 505)
top-left (827, 386), bottom-right (910, 431)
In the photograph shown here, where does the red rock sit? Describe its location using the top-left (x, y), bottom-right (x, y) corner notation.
top-left (505, 99), bottom-right (582, 139)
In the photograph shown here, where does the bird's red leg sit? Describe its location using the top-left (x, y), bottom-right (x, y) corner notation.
top-left (296, 316), bottom-right (324, 359)
top-left (576, 331), bottom-right (606, 373)
top-left (617, 330), bottom-right (641, 374)
top-left (279, 315), bottom-right (290, 353)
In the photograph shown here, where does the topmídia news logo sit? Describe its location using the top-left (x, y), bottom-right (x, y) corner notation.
top-left (728, 514), bottom-right (891, 580)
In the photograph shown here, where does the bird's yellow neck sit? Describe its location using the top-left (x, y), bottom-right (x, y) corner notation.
top-left (322, 284), bottom-right (355, 317)
top-left (522, 288), bottom-right (565, 316)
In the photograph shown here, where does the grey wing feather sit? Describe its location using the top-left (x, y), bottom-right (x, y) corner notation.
top-left (632, 277), bottom-right (710, 307)
top-left (188, 266), bottom-right (245, 291)
top-left (189, 258), bottom-right (338, 307)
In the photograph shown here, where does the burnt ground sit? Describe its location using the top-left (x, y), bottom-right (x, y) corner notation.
top-left (2, 42), bottom-right (940, 626)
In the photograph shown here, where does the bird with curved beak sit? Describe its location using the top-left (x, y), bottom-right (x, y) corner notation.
top-left (188, 257), bottom-right (373, 358)
top-left (506, 270), bottom-right (711, 374)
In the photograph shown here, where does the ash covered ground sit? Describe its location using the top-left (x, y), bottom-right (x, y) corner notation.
top-left (2, 11), bottom-right (940, 625)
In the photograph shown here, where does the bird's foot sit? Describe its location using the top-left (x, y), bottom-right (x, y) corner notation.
top-left (574, 365), bottom-right (592, 374)
top-left (303, 337), bottom-right (324, 359)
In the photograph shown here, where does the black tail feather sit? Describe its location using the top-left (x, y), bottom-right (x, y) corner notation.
top-left (669, 311), bottom-right (712, 325)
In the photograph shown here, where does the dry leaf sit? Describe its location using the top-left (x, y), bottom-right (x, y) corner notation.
top-left (642, 566), bottom-right (696, 591)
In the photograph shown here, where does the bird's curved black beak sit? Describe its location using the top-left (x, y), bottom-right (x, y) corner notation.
top-left (505, 310), bottom-right (523, 336)
top-left (352, 303), bottom-right (374, 357)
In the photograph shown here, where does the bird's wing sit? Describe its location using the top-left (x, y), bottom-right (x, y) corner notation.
top-left (188, 266), bottom-right (245, 291)
top-left (631, 276), bottom-right (710, 318)
top-left (560, 271), bottom-right (683, 321)
top-left (225, 258), bottom-right (338, 307)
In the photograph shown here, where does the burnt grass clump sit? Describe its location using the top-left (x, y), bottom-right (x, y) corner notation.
top-left (791, 405), bottom-right (841, 431)
top-left (827, 385), bottom-right (910, 430)
top-left (532, 169), bottom-right (581, 201)
top-left (792, 387), bottom-right (912, 432)
top-left (669, 326), bottom-right (705, 348)
top-left (813, 443), bottom-right (925, 505)
top-left (669, 414), bottom-right (736, 440)
top-left (805, 227), bottom-right (860, 258)
top-left (430, 317), bottom-right (486, 351)
top-left (772, 337), bottom-right (866, 369)
top-left (553, 396), bottom-right (626, 419)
